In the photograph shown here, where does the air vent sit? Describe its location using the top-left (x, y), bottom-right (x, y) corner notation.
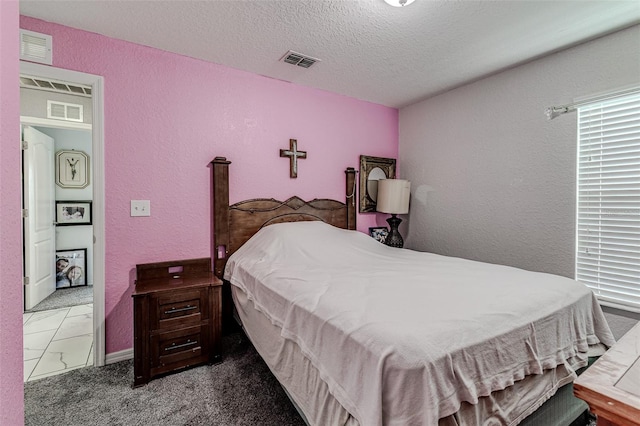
top-left (47, 100), bottom-right (84, 122)
top-left (20, 29), bottom-right (52, 65)
top-left (20, 76), bottom-right (91, 97)
top-left (281, 50), bottom-right (321, 69)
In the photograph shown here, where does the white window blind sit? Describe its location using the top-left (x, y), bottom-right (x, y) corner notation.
top-left (576, 90), bottom-right (640, 312)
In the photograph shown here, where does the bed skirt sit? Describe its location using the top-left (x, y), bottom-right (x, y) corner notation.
top-left (232, 286), bottom-right (590, 426)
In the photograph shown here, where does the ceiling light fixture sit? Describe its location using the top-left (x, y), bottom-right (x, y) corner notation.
top-left (384, 0), bottom-right (415, 7)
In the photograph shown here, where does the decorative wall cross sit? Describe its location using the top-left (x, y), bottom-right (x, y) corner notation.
top-left (280, 139), bottom-right (307, 178)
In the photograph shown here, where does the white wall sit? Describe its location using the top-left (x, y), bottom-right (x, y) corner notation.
top-left (400, 25), bottom-right (640, 278)
top-left (36, 126), bottom-right (94, 286)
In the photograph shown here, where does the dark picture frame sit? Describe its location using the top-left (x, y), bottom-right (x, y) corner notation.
top-left (359, 155), bottom-right (396, 213)
top-left (369, 226), bottom-right (389, 244)
top-left (55, 248), bottom-right (87, 288)
top-left (56, 200), bottom-right (92, 226)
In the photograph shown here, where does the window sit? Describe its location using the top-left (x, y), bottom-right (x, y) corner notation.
top-left (576, 90), bottom-right (640, 312)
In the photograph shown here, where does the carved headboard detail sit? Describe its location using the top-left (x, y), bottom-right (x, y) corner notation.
top-left (210, 157), bottom-right (356, 279)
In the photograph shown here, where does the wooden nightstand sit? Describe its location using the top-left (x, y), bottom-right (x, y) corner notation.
top-left (132, 258), bottom-right (222, 387)
top-left (574, 321), bottom-right (640, 425)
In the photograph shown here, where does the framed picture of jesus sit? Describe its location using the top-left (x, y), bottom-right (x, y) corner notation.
top-left (56, 149), bottom-right (90, 189)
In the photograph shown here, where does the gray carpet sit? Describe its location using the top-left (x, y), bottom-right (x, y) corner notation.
top-left (27, 285), bottom-right (93, 312)
top-left (24, 312), bottom-right (638, 426)
top-left (602, 307), bottom-right (639, 340)
top-left (25, 333), bottom-right (305, 426)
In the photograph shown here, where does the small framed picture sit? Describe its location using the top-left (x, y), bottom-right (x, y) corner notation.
top-left (55, 248), bottom-right (87, 288)
top-left (369, 226), bottom-right (389, 243)
top-left (56, 201), bottom-right (92, 226)
top-left (56, 150), bottom-right (90, 189)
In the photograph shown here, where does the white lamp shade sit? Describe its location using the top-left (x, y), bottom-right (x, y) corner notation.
top-left (376, 179), bottom-right (410, 214)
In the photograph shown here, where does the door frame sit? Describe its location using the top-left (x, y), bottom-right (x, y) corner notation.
top-left (20, 61), bottom-right (106, 367)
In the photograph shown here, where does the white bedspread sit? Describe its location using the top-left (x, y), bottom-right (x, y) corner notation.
top-left (224, 221), bottom-right (615, 426)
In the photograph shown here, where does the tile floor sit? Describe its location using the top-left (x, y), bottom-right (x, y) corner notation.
top-left (23, 303), bottom-right (93, 382)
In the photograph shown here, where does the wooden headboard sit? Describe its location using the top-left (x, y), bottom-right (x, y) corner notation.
top-left (210, 157), bottom-right (357, 279)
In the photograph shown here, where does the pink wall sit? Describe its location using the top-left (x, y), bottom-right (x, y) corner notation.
top-left (20, 17), bottom-right (398, 354)
top-left (0, 2), bottom-right (24, 424)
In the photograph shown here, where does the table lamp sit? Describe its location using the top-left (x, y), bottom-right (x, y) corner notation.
top-left (376, 179), bottom-right (410, 248)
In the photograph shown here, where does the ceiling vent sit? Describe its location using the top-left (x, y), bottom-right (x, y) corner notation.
top-left (20, 29), bottom-right (52, 65)
top-left (281, 50), bottom-right (321, 69)
top-left (20, 76), bottom-right (92, 97)
top-left (47, 100), bottom-right (84, 122)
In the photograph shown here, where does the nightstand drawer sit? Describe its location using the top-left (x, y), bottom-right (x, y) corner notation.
top-left (152, 289), bottom-right (208, 330)
top-left (151, 325), bottom-right (210, 369)
top-left (133, 258), bottom-right (222, 386)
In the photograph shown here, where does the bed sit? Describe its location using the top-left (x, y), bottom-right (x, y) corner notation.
top-left (210, 157), bottom-right (615, 426)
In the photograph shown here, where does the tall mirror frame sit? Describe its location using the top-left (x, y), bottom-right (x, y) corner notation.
top-left (359, 155), bottom-right (396, 213)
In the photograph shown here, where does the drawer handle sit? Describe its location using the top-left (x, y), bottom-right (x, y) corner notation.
top-left (164, 305), bottom-right (197, 315)
top-left (165, 340), bottom-right (198, 351)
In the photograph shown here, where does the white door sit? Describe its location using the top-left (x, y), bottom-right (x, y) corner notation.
top-left (23, 126), bottom-right (56, 310)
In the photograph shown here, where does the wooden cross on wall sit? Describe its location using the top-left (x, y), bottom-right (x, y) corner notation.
top-left (280, 139), bottom-right (307, 178)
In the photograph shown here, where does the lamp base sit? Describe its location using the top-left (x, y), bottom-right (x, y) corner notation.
top-left (384, 214), bottom-right (404, 248)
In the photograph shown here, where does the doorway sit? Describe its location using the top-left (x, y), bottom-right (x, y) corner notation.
top-left (20, 62), bottom-right (105, 379)
top-left (22, 122), bottom-right (94, 381)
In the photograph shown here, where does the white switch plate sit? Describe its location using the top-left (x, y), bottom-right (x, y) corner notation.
top-left (131, 200), bottom-right (151, 217)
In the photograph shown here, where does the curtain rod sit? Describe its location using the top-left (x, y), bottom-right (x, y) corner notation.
top-left (545, 86), bottom-right (640, 120)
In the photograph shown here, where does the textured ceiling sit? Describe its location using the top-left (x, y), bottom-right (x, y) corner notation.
top-left (19, 0), bottom-right (640, 108)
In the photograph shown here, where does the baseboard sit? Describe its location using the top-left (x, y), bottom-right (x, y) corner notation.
top-left (105, 348), bottom-right (133, 364)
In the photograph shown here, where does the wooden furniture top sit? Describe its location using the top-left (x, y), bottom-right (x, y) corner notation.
top-left (134, 258), bottom-right (221, 295)
top-left (210, 157), bottom-right (357, 279)
top-left (574, 321), bottom-right (640, 426)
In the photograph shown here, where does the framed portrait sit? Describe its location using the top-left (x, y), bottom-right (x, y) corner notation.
top-left (359, 155), bottom-right (396, 213)
top-left (55, 248), bottom-right (87, 288)
top-left (56, 201), bottom-right (92, 226)
top-left (369, 226), bottom-right (389, 244)
top-left (56, 149), bottom-right (90, 189)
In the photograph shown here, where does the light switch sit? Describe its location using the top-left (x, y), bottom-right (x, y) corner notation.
top-left (131, 200), bottom-right (151, 217)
